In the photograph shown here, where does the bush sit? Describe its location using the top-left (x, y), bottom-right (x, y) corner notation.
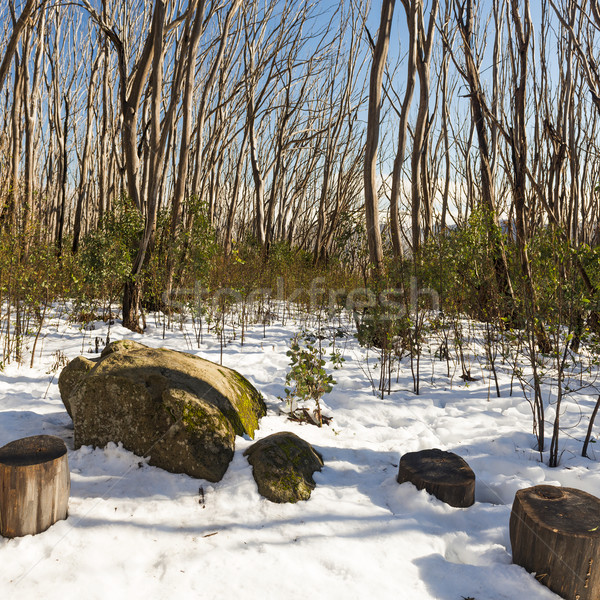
top-left (77, 196), bottom-right (142, 301)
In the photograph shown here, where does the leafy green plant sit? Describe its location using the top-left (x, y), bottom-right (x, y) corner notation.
top-left (77, 195), bottom-right (143, 302)
top-left (284, 330), bottom-right (344, 426)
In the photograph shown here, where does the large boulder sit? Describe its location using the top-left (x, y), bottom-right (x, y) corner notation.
top-left (100, 339), bottom-right (148, 357)
top-left (58, 355), bottom-right (98, 418)
top-left (60, 340), bottom-right (266, 481)
top-left (244, 432), bottom-right (323, 503)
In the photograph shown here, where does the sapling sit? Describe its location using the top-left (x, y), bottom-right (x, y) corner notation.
top-left (284, 330), bottom-right (344, 426)
top-left (484, 320), bottom-right (501, 397)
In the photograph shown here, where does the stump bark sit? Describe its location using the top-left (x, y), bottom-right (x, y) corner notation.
top-left (397, 448), bottom-right (475, 508)
top-left (510, 485), bottom-right (600, 600)
top-left (0, 435), bottom-right (70, 538)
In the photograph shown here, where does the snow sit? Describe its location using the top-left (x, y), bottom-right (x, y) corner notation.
top-left (1, 307), bottom-right (598, 599)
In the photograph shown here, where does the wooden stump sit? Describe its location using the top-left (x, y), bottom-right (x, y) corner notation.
top-left (396, 448), bottom-right (475, 508)
top-left (510, 485), bottom-right (600, 600)
top-left (0, 435), bottom-right (70, 538)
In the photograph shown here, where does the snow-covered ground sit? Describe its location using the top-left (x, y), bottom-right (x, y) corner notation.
top-left (1, 307), bottom-right (599, 599)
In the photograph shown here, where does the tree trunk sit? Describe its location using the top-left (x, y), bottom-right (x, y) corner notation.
top-left (411, 62), bottom-right (428, 252)
top-left (364, 0), bottom-right (394, 272)
top-left (397, 448), bottom-right (475, 508)
top-left (224, 127), bottom-right (249, 256)
top-left (456, 0), bottom-right (516, 316)
top-left (22, 10), bottom-right (45, 244)
top-left (411, 0), bottom-right (438, 253)
top-left (389, 0), bottom-right (417, 257)
top-left (164, 0), bottom-right (206, 299)
top-left (0, 435), bottom-right (70, 538)
top-left (509, 0), bottom-right (551, 352)
top-left (72, 54), bottom-right (100, 253)
top-left (248, 106), bottom-right (266, 247)
top-left (122, 276), bottom-right (144, 333)
top-left (3, 47), bottom-right (23, 231)
top-left (98, 19), bottom-right (110, 223)
top-left (122, 0), bottom-right (166, 330)
top-left (0, 0), bottom-right (41, 95)
top-left (55, 96), bottom-right (69, 256)
top-left (510, 485), bottom-right (600, 600)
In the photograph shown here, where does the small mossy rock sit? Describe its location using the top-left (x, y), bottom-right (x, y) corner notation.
top-left (397, 448), bottom-right (475, 508)
top-left (244, 432), bottom-right (323, 503)
top-left (60, 341), bottom-right (266, 481)
top-left (57, 355), bottom-right (98, 418)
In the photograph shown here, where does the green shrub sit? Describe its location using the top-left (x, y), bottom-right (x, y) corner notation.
top-left (77, 196), bottom-right (143, 300)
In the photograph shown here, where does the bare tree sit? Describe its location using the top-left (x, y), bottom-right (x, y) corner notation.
top-left (389, 0), bottom-right (417, 257)
top-left (0, 0), bottom-right (45, 95)
top-left (313, 6), bottom-right (363, 263)
top-left (364, 0), bottom-right (394, 272)
top-left (82, 0), bottom-right (205, 330)
top-left (72, 46), bottom-right (101, 253)
top-left (450, 0), bottom-right (516, 316)
top-left (410, 0), bottom-right (439, 253)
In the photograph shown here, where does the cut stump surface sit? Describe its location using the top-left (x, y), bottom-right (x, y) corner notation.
top-left (0, 435), bottom-right (70, 538)
top-left (510, 485), bottom-right (600, 600)
top-left (397, 448), bottom-right (475, 508)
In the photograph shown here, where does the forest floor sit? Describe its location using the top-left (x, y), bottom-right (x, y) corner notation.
top-left (1, 306), bottom-right (598, 599)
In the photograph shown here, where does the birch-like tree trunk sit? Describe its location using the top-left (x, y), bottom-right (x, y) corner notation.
top-left (453, 0), bottom-right (516, 316)
top-left (364, 0), bottom-right (394, 272)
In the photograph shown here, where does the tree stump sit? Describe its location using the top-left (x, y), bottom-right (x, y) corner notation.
top-left (0, 435), bottom-right (70, 538)
top-left (396, 448), bottom-right (475, 508)
top-left (510, 485), bottom-right (600, 600)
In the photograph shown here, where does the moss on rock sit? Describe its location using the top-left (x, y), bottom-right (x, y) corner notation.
top-left (223, 369), bottom-right (267, 438)
top-left (159, 388), bottom-right (235, 481)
